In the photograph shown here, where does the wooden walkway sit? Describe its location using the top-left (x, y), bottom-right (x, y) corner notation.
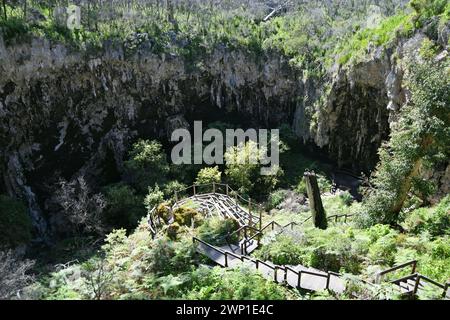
top-left (194, 237), bottom-right (346, 293)
top-left (149, 183), bottom-right (449, 298)
top-left (376, 260), bottom-right (450, 298)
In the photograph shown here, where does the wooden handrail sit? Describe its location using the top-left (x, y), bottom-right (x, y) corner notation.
top-left (300, 269), bottom-right (329, 279)
top-left (417, 274), bottom-right (445, 290)
top-left (377, 260), bottom-right (417, 283)
top-left (193, 237), bottom-right (225, 255)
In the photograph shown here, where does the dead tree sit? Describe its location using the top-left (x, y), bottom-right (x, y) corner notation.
top-left (304, 171), bottom-right (327, 229)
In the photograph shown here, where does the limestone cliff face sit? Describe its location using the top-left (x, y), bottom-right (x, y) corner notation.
top-left (0, 30), bottom-right (447, 238)
top-left (0, 36), bottom-right (301, 237)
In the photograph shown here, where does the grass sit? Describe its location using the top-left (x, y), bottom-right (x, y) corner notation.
top-left (336, 13), bottom-right (414, 65)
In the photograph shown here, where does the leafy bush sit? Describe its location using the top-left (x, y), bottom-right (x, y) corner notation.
top-left (181, 266), bottom-right (290, 300)
top-left (368, 232), bottom-right (398, 266)
top-left (253, 235), bottom-right (308, 266)
top-left (197, 217), bottom-right (239, 246)
top-left (154, 202), bottom-right (172, 224)
top-left (0, 195), bottom-right (32, 248)
top-left (103, 184), bottom-right (145, 230)
top-left (225, 141), bottom-right (283, 197)
top-left (359, 60), bottom-right (450, 226)
top-left (124, 140), bottom-right (169, 193)
top-left (402, 195), bottom-right (450, 237)
top-left (147, 238), bottom-right (196, 276)
top-left (267, 190), bottom-right (287, 210)
top-left (173, 206), bottom-right (202, 227)
top-left (163, 180), bottom-right (186, 201)
top-left (144, 185), bottom-right (165, 212)
top-left (195, 166), bottom-right (222, 185)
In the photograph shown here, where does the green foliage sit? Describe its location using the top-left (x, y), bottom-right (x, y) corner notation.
top-left (336, 13), bottom-right (413, 65)
top-left (163, 180), bottom-right (186, 201)
top-left (254, 234), bottom-right (308, 266)
top-left (402, 195), bottom-right (450, 237)
top-left (154, 202), bottom-right (172, 224)
top-left (359, 60), bottom-right (450, 226)
top-left (181, 266), bottom-right (290, 300)
top-left (225, 141), bottom-right (283, 197)
top-left (0, 16), bottom-right (30, 44)
top-left (0, 195), bottom-right (32, 248)
top-left (410, 0), bottom-right (449, 27)
top-left (173, 206), bottom-right (202, 227)
top-left (195, 166), bottom-right (222, 185)
top-left (125, 140), bottom-right (169, 193)
top-left (144, 184), bottom-right (165, 212)
top-left (102, 184), bottom-right (145, 230)
top-left (267, 190), bottom-right (287, 210)
top-left (339, 191), bottom-right (354, 207)
top-left (197, 217), bottom-right (239, 246)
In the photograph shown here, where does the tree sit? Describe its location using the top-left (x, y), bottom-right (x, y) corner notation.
top-left (360, 59), bottom-right (450, 226)
top-left (304, 171), bottom-right (327, 229)
top-left (195, 166), bottom-right (222, 185)
top-left (225, 141), bottom-right (282, 197)
top-left (0, 250), bottom-right (35, 300)
top-left (124, 139), bottom-right (169, 193)
top-left (53, 176), bottom-right (106, 235)
top-left (144, 184), bottom-right (165, 212)
top-left (2, 0), bottom-right (7, 20)
top-left (103, 183), bottom-right (146, 230)
top-left (82, 256), bottom-right (113, 300)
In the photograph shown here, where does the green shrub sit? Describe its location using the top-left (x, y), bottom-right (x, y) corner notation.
top-left (144, 185), bottom-right (165, 212)
top-left (103, 184), bottom-right (146, 230)
top-left (154, 202), bottom-right (172, 224)
top-left (181, 266), bottom-right (289, 300)
top-left (147, 238), bottom-right (196, 275)
top-left (267, 190), bottom-right (287, 210)
top-left (163, 180), bottom-right (186, 201)
top-left (124, 140), bottom-right (169, 193)
top-left (165, 223), bottom-right (181, 240)
top-left (195, 166), bottom-right (221, 185)
top-left (368, 233), bottom-right (398, 266)
top-left (0, 195), bottom-right (32, 247)
top-left (197, 217), bottom-right (239, 246)
top-left (402, 195), bottom-right (450, 237)
top-left (339, 191), bottom-right (354, 206)
top-left (254, 235), bottom-right (308, 266)
top-left (173, 206), bottom-right (202, 227)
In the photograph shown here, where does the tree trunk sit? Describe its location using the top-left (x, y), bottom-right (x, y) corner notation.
top-left (304, 171), bottom-right (327, 229)
top-left (2, 0), bottom-right (7, 21)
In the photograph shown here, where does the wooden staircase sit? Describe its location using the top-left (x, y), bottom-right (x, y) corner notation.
top-left (376, 260), bottom-right (450, 299)
top-left (193, 237), bottom-right (346, 294)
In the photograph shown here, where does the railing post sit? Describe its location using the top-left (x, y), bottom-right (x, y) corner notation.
top-left (443, 283), bottom-right (449, 298)
top-left (297, 272), bottom-right (302, 289)
top-left (225, 253), bottom-right (228, 267)
top-left (256, 260), bottom-right (259, 269)
top-left (259, 205), bottom-right (262, 232)
top-left (412, 261), bottom-right (417, 274)
top-left (249, 198), bottom-right (252, 227)
top-left (413, 275), bottom-right (420, 295)
top-left (226, 184), bottom-right (229, 196)
top-left (274, 268), bottom-right (278, 282)
top-left (284, 267), bottom-right (288, 284)
top-left (375, 273), bottom-right (382, 284)
top-left (193, 184), bottom-right (196, 196)
top-left (326, 273), bottom-right (331, 290)
top-left (213, 182), bottom-right (216, 194)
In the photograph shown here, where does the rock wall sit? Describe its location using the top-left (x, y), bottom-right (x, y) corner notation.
top-left (0, 36), bottom-right (301, 238)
